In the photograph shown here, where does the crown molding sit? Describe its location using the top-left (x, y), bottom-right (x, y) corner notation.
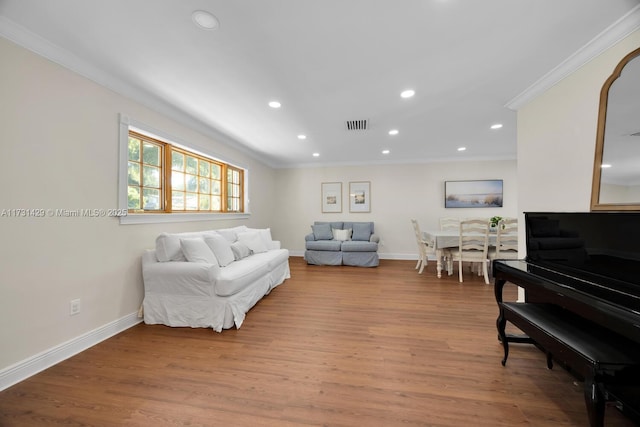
top-left (505, 5), bottom-right (640, 111)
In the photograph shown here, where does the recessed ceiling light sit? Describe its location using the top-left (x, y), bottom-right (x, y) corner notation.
top-left (490, 123), bottom-right (503, 130)
top-left (268, 101), bottom-right (281, 108)
top-left (457, 147), bottom-right (466, 152)
top-left (400, 89), bottom-right (415, 98)
top-left (192, 11), bottom-right (219, 30)
top-left (388, 129), bottom-right (399, 135)
top-left (312, 152), bottom-right (320, 157)
top-left (382, 150), bottom-right (390, 154)
top-left (297, 134), bottom-right (306, 140)
top-left (601, 164), bottom-right (612, 168)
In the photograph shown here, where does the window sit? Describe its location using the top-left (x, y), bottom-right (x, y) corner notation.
top-left (126, 130), bottom-right (244, 215)
top-left (169, 147), bottom-right (224, 212)
top-left (127, 133), bottom-right (163, 211)
top-left (227, 166), bottom-right (243, 212)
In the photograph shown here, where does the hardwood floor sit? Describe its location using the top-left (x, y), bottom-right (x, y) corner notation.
top-left (1, 257), bottom-right (635, 426)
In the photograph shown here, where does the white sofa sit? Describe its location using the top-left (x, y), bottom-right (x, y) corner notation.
top-left (142, 226), bottom-right (290, 332)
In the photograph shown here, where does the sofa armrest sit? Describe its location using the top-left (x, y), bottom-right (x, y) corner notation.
top-left (142, 250), bottom-right (220, 297)
top-left (370, 234), bottom-right (380, 244)
top-left (305, 233), bottom-right (316, 242)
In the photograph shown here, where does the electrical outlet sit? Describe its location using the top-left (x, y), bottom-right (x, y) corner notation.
top-left (70, 299), bottom-right (81, 316)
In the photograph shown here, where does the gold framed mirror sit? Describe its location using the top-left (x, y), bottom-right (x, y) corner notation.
top-left (591, 47), bottom-right (640, 211)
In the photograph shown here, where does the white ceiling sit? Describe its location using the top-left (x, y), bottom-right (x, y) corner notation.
top-left (1, 0), bottom-right (639, 168)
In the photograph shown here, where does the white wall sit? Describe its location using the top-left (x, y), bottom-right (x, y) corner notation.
top-left (272, 160), bottom-right (518, 258)
top-left (517, 30), bottom-right (640, 215)
top-left (0, 37), bottom-right (277, 373)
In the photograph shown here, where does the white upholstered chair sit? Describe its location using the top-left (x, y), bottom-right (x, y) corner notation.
top-left (411, 219), bottom-right (434, 274)
top-left (447, 219), bottom-right (490, 284)
top-left (489, 218), bottom-right (519, 262)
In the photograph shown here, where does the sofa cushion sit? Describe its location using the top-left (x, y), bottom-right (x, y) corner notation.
top-left (311, 223), bottom-right (333, 240)
top-left (341, 240), bottom-right (378, 252)
top-left (180, 238), bottom-right (218, 264)
top-left (246, 228), bottom-right (273, 247)
top-left (214, 251), bottom-right (285, 296)
top-left (217, 225), bottom-right (249, 243)
top-left (306, 240), bottom-right (343, 251)
top-left (351, 222), bottom-right (373, 241)
top-left (264, 248), bottom-right (290, 270)
top-left (204, 235), bottom-right (235, 267)
top-left (314, 221), bottom-right (344, 230)
top-left (230, 241), bottom-right (251, 260)
top-left (155, 230), bottom-right (219, 262)
top-left (237, 231), bottom-right (269, 254)
top-left (332, 228), bottom-right (352, 241)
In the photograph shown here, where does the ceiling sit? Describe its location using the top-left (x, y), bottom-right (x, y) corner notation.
top-left (1, 0), bottom-right (639, 168)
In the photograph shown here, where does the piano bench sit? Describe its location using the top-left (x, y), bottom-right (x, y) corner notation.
top-left (497, 302), bottom-right (640, 427)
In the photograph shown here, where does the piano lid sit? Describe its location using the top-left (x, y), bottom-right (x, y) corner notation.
top-left (524, 212), bottom-right (640, 305)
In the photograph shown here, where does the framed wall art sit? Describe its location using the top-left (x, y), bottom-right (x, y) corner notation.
top-left (349, 181), bottom-right (371, 212)
top-left (321, 182), bottom-right (342, 213)
top-left (444, 179), bottom-right (503, 208)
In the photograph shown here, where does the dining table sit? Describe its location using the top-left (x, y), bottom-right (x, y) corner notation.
top-left (422, 229), bottom-right (498, 278)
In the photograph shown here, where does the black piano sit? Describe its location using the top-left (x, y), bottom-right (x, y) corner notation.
top-left (493, 212), bottom-right (640, 427)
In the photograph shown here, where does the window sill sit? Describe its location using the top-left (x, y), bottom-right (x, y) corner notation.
top-left (119, 212), bottom-right (250, 225)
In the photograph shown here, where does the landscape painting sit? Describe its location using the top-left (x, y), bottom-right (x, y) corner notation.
top-left (445, 180), bottom-right (503, 208)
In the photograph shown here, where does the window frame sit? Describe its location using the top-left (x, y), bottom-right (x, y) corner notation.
top-left (127, 131), bottom-right (165, 213)
top-left (167, 145), bottom-right (229, 213)
top-left (118, 114), bottom-right (249, 224)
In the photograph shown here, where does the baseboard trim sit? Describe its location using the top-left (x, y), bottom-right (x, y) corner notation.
top-left (0, 311), bottom-right (142, 391)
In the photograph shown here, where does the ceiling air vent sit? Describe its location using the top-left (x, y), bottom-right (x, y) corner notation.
top-left (345, 119), bottom-right (368, 131)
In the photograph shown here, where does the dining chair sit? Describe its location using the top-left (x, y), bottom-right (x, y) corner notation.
top-left (447, 219), bottom-right (490, 284)
top-left (439, 217), bottom-right (460, 231)
top-left (410, 219), bottom-right (434, 274)
top-left (488, 218), bottom-right (518, 263)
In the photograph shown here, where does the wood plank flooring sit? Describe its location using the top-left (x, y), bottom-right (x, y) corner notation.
top-left (0, 257), bottom-right (636, 426)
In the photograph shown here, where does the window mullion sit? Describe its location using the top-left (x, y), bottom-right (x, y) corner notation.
top-left (221, 164), bottom-right (228, 212)
top-left (164, 146), bottom-right (173, 212)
